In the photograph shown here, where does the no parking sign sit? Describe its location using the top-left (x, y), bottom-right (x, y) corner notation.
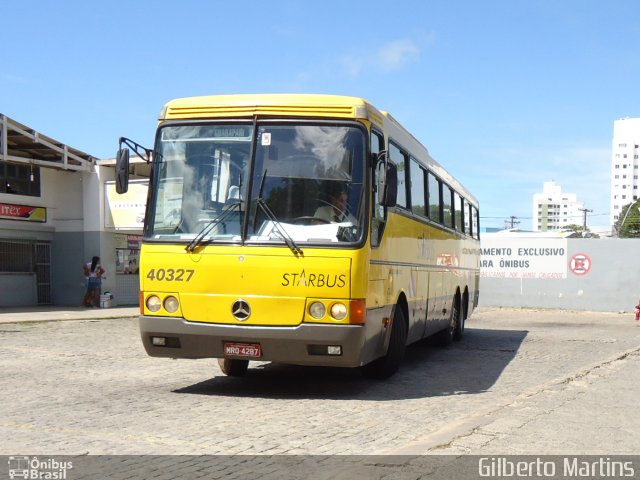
top-left (569, 253), bottom-right (591, 275)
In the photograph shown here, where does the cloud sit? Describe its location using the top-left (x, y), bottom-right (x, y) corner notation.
top-left (0, 72), bottom-right (30, 85)
top-left (377, 39), bottom-right (421, 71)
top-left (340, 55), bottom-right (365, 77)
top-left (340, 35), bottom-right (431, 78)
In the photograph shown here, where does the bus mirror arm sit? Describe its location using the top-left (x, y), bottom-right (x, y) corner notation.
top-left (116, 137), bottom-right (156, 194)
top-left (118, 136), bottom-right (154, 164)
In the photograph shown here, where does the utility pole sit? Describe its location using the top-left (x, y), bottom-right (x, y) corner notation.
top-left (578, 208), bottom-right (593, 230)
top-left (504, 216), bottom-right (520, 229)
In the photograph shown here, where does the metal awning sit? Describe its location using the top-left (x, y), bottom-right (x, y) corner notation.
top-left (0, 113), bottom-right (95, 172)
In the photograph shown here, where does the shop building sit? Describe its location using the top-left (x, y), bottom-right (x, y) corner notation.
top-left (0, 114), bottom-right (148, 307)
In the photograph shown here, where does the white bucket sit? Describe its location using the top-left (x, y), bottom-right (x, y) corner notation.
top-left (100, 293), bottom-right (113, 308)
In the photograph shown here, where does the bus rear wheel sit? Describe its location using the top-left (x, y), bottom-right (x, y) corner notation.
top-left (217, 358), bottom-right (249, 377)
top-left (436, 295), bottom-right (461, 346)
top-left (361, 306), bottom-right (407, 379)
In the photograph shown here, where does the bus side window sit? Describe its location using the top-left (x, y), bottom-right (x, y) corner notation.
top-left (455, 193), bottom-right (464, 232)
top-left (472, 205), bottom-right (480, 239)
top-left (443, 184), bottom-right (453, 228)
top-left (388, 142), bottom-right (407, 208)
top-left (371, 130), bottom-right (385, 247)
top-left (428, 172), bottom-right (442, 223)
top-left (410, 158), bottom-right (426, 217)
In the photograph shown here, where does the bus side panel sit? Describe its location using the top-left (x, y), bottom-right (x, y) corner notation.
top-left (370, 212), bottom-right (480, 342)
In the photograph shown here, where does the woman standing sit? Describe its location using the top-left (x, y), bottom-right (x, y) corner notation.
top-left (82, 256), bottom-right (105, 307)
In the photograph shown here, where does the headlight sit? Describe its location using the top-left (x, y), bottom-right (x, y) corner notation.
top-left (163, 296), bottom-right (179, 313)
top-left (309, 301), bottom-right (326, 319)
top-left (146, 295), bottom-right (161, 312)
top-left (330, 302), bottom-right (348, 320)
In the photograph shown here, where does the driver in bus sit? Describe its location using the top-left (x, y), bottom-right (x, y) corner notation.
top-left (314, 187), bottom-right (355, 223)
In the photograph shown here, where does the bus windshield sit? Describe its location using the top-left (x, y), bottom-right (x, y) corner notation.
top-left (149, 122), bottom-right (366, 247)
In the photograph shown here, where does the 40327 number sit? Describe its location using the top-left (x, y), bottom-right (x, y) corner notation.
top-left (146, 268), bottom-right (195, 282)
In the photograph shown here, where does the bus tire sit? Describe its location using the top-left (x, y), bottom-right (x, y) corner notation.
top-left (454, 298), bottom-right (465, 341)
top-left (436, 296), bottom-right (460, 347)
top-left (361, 306), bottom-right (407, 379)
top-left (218, 358), bottom-right (249, 377)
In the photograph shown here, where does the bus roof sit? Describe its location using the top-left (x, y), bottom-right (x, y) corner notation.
top-left (161, 93), bottom-right (380, 122)
top-left (160, 93), bottom-right (477, 206)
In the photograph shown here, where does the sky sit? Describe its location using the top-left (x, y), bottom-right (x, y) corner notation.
top-left (2, 0), bottom-right (639, 231)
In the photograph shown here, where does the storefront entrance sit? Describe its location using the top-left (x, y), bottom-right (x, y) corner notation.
top-left (114, 235), bottom-right (140, 306)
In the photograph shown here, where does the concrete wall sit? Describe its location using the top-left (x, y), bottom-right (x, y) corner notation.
top-left (0, 274), bottom-right (36, 306)
top-left (479, 237), bottom-right (640, 312)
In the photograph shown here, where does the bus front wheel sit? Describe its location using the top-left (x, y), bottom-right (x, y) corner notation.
top-left (217, 358), bottom-right (249, 377)
top-left (361, 306), bottom-right (407, 379)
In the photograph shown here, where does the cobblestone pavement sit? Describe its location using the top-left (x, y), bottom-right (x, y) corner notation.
top-left (1, 307), bottom-right (639, 457)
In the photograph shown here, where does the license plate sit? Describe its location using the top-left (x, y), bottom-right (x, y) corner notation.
top-left (223, 342), bottom-right (262, 358)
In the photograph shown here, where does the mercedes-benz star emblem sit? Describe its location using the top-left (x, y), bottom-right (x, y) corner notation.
top-left (231, 299), bottom-right (251, 321)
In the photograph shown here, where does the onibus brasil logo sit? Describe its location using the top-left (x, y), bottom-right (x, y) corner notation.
top-left (8, 457), bottom-right (73, 479)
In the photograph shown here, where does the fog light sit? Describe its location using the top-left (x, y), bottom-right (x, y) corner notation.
top-left (146, 295), bottom-right (161, 312)
top-left (330, 302), bottom-right (347, 320)
top-left (164, 296), bottom-right (179, 313)
top-left (309, 301), bottom-right (326, 319)
top-left (151, 336), bottom-right (166, 346)
top-left (327, 345), bottom-right (342, 355)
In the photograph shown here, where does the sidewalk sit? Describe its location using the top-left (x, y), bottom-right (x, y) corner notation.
top-left (0, 305), bottom-right (140, 324)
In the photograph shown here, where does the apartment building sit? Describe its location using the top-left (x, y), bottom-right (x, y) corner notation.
top-left (610, 117), bottom-right (640, 226)
top-left (533, 181), bottom-right (584, 231)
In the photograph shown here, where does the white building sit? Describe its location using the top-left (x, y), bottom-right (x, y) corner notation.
top-left (0, 114), bottom-right (148, 307)
top-left (610, 117), bottom-right (640, 226)
top-left (532, 181), bottom-right (584, 231)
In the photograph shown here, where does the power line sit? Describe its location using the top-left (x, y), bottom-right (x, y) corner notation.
top-left (480, 212), bottom-right (610, 220)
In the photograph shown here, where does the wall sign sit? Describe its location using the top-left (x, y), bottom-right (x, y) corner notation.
top-left (104, 179), bottom-right (148, 229)
top-left (569, 253), bottom-right (592, 276)
top-left (0, 202), bottom-right (46, 222)
top-left (480, 237), bottom-right (568, 279)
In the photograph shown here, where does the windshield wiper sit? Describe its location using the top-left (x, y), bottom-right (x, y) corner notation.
top-left (255, 198), bottom-right (303, 257)
top-left (185, 202), bottom-right (240, 253)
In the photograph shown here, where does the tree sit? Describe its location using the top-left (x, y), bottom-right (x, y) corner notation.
top-left (562, 223), bottom-right (599, 238)
top-left (615, 200), bottom-right (640, 238)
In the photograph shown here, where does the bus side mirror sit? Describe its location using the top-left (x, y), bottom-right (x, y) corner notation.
top-left (380, 162), bottom-right (397, 207)
top-left (115, 147), bottom-right (130, 194)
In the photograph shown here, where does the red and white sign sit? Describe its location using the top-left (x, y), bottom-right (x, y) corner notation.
top-left (0, 202), bottom-right (46, 222)
top-left (569, 253), bottom-right (591, 276)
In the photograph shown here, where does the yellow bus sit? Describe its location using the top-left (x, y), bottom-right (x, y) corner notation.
top-left (115, 94), bottom-right (480, 379)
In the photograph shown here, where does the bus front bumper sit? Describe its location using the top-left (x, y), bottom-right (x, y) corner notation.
top-left (139, 315), bottom-right (374, 368)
